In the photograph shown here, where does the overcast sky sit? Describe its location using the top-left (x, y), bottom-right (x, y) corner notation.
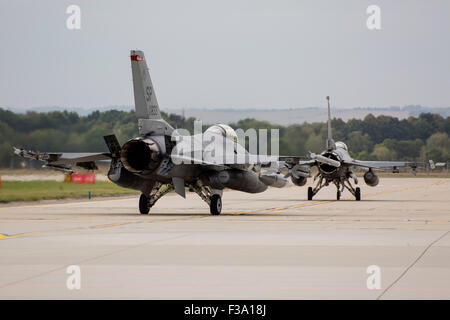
top-left (0, 0), bottom-right (449, 111)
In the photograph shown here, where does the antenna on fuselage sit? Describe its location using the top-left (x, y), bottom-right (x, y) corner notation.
top-left (326, 96), bottom-right (336, 150)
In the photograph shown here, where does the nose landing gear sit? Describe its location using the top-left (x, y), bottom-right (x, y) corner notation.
top-left (355, 187), bottom-right (361, 201)
top-left (307, 176), bottom-right (362, 201)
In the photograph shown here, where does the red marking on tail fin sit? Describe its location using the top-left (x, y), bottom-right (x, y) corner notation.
top-left (131, 55), bottom-right (145, 61)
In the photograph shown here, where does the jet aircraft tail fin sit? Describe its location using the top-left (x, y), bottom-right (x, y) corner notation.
top-left (130, 50), bottom-right (161, 120)
top-left (326, 96), bottom-right (336, 150)
top-left (130, 50), bottom-right (173, 136)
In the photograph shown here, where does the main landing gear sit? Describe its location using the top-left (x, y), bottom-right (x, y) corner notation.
top-left (307, 175), bottom-right (361, 201)
top-left (210, 194), bottom-right (222, 215)
top-left (139, 194), bottom-right (150, 214)
top-left (139, 182), bottom-right (173, 214)
top-left (138, 181), bottom-right (223, 215)
top-left (188, 182), bottom-right (223, 215)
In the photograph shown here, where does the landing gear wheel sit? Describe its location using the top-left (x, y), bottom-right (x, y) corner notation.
top-left (210, 194), bottom-right (222, 215)
top-left (307, 187), bottom-right (313, 200)
top-left (337, 190), bottom-right (341, 200)
top-left (355, 187), bottom-right (361, 201)
top-left (139, 194), bottom-right (150, 214)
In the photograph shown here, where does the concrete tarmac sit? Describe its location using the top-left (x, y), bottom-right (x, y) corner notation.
top-left (0, 178), bottom-right (449, 299)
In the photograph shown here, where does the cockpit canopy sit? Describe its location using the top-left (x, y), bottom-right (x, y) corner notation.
top-left (335, 141), bottom-right (348, 151)
top-left (204, 124), bottom-right (238, 143)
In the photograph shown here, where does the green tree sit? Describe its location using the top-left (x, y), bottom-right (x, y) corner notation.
top-left (371, 144), bottom-right (398, 161)
top-left (347, 131), bottom-right (373, 157)
top-left (426, 133), bottom-right (450, 161)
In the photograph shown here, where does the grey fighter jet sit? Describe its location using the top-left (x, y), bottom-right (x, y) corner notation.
top-left (280, 96), bottom-right (432, 201)
top-left (14, 50), bottom-right (287, 215)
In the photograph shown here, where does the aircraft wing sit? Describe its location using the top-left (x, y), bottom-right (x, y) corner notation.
top-left (281, 155), bottom-right (428, 171)
top-left (13, 147), bottom-right (111, 172)
top-left (48, 153), bottom-right (111, 165)
top-left (344, 160), bottom-right (427, 172)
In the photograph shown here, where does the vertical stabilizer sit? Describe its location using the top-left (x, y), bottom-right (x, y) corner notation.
top-left (326, 96), bottom-right (336, 150)
top-left (130, 50), bottom-right (173, 136)
top-left (130, 50), bottom-right (161, 120)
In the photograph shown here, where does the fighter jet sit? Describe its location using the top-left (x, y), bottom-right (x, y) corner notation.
top-left (14, 50), bottom-right (288, 215)
top-left (280, 96), bottom-right (431, 201)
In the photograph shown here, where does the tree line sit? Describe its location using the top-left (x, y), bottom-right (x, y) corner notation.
top-left (0, 108), bottom-right (449, 168)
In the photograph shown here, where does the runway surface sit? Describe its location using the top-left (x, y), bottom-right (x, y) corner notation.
top-left (0, 177), bottom-right (449, 299)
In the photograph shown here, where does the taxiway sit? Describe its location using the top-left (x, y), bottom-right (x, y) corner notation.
top-left (0, 178), bottom-right (449, 299)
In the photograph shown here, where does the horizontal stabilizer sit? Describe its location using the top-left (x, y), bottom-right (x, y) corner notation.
top-left (13, 147), bottom-right (111, 171)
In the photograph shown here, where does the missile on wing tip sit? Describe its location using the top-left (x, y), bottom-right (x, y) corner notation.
top-left (310, 153), bottom-right (341, 168)
top-left (429, 160), bottom-right (436, 170)
top-left (13, 147), bottom-right (39, 160)
top-left (13, 147), bottom-right (22, 156)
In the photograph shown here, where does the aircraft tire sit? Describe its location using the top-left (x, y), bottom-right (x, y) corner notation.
top-left (139, 193), bottom-right (150, 214)
top-left (355, 187), bottom-right (361, 201)
top-left (210, 194), bottom-right (222, 215)
top-left (307, 187), bottom-right (313, 200)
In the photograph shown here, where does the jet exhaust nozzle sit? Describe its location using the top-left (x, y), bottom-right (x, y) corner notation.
top-left (120, 138), bottom-right (161, 174)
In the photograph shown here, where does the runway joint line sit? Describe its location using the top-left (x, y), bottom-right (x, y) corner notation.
top-left (376, 230), bottom-right (450, 300)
